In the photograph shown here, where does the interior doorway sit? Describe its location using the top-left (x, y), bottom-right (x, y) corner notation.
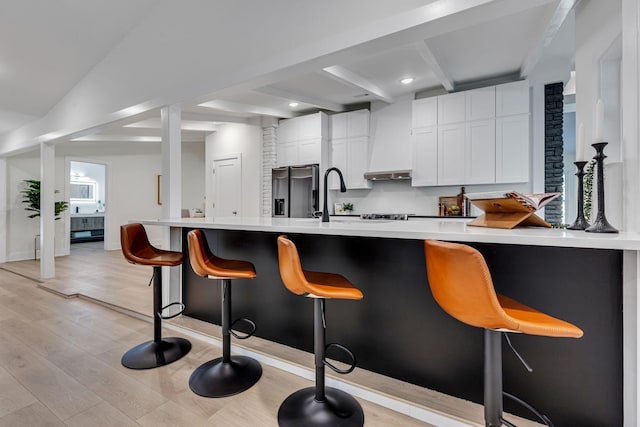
top-left (212, 154), bottom-right (242, 217)
top-left (67, 160), bottom-right (108, 252)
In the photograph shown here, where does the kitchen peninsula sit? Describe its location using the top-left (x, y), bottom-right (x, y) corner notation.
top-left (140, 216), bottom-right (639, 426)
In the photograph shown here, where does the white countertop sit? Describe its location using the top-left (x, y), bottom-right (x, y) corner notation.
top-left (71, 213), bottom-right (105, 217)
top-left (136, 216), bottom-right (640, 250)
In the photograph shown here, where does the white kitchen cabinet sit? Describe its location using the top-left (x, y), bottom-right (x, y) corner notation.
top-left (496, 80), bottom-right (529, 117)
top-left (277, 112), bottom-right (326, 167)
top-left (328, 110), bottom-right (371, 190)
top-left (466, 86), bottom-right (495, 121)
top-left (412, 97), bottom-right (438, 129)
top-left (347, 136), bottom-right (370, 189)
top-left (438, 91), bottom-right (466, 125)
top-left (496, 114), bottom-right (529, 183)
top-left (411, 126), bottom-right (438, 187)
top-left (465, 119), bottom-right (495, 184)
top-left (437, 123), bottom-right (465, 185)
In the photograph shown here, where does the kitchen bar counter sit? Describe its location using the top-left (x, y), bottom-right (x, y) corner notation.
top-left (138, 216), bottom-right (632, 426)
top-left (140, 216), bottom-right (640, 250)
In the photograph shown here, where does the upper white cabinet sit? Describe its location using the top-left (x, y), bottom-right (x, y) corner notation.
top-left (411, 97), bottom-right (438, 129)
top-left (466, 86), bottom-right (495, 121)
top-left (411, 126), bottom-right (438, 187)
top-left (496, 114), bottom-right (529, 183)
top-left (437, 91), bottom-right (466, 124)
top-left (277, 112), bottom-right (326, 167)
top-left (496, 80), bottom-right (529, 117)
top-left (328, 109), bottom-right (371, 190)
top-left (465, 119), bottom-right (496, 184)
top-left (411, 80), bottom-right (529, 187)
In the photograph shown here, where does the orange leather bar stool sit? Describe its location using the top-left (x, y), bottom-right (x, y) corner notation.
top-left (424, 240), bottom-right (583, 427)
top-left (186, 229), bottom-right (262, 398)
top-left (276, 235), bottom-right (364, 427)
top-left (120, 223), bottom-right (191, 369)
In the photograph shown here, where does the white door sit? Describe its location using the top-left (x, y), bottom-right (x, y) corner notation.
top-left (465, 119), bottom-right (496, 184)
top-left (438, 123), bottom-right (465, 185)
top-left (411, 126), bottom-right (438, 187)
top-left (212, 155), bottom-right (241, 217)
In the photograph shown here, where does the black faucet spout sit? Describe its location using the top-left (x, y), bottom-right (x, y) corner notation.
top-left (322, 167), bottom-right (346, 222)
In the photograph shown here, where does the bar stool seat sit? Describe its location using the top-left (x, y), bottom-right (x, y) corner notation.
top-left (424, 240), bottom-right (582, 426)
top-left (120, 223), bottom-right (191, 369)
top-left (277, 235), bottom-right (364, 427)
top-left (187, 229), bottom-right (262, 398)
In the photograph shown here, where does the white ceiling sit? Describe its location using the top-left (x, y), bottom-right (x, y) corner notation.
top-left (0, 0), bottom-right (576, 145)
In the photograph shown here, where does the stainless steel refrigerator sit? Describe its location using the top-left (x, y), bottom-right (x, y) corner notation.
top-left (272, 164), bottom-right (319, 218)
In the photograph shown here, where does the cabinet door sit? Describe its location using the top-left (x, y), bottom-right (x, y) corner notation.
top-left (437, 123), bottom-right (465, 185)
top-left (297, 113), bottom-right (321, 140)
top-left (347, 136), bottom-right (371, 189)
top-left (412, 97), bottom-right (437, 128)
top-left (466, 86), bottom-right (495, 121)
top-left (70, 217), bottom-right (83, 231)
top-left (411, 126), bottom-right (438, 187)
top-left (496, 114), bottom-right (529, 183)
top-left (329, 139), bottom-right (347, 190)
top-left (277, 141), bottom-right (298, 167)
top-left (465, 119), bottom-right (495, 184)
top-left (278, 119), bottom-right (297, 143)
top-left (438, 92), bottom-right (466, 124)
top-left (298, 138), bottom-right (321, 165)
top-left (330, 113), bottom-right (348, 140)
top-left (348, 109), bottom-right (370, 137)
top-left (496, 80), bottom-right (529, 116)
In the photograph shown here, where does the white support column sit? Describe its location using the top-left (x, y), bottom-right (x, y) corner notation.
top-left (40, 142), bottom-right (55, 279)
top-left (622, 1), bottom-right (640, 425)
top-left (160, 104), bottom-right (182, 307)
top-left (0, 157), bottom-right (7, 263)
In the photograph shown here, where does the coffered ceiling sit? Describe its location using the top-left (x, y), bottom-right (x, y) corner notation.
top-left (0, 0), bottom-right (576, 146)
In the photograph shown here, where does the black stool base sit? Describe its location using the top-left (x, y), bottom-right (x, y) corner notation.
top-left (189, 355), bottom-right (262, 398)
top-left (278, 386), bottom-right (364, 427)
top-left (121, 337), bottom-right (191, 370)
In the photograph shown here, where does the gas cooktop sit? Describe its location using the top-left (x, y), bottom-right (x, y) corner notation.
top-left (359, 213), bottom-right (410, 221)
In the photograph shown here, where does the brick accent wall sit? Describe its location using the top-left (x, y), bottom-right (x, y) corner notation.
top-left (262, 125), bottom-right (277, 217)
top-left (544, 82), bottom-right (564, 224)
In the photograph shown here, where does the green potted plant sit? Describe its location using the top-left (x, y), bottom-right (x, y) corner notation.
top-left (342, 202), bottom-right (354, 214)
top-left (20, 179), bottom-right (69, 220)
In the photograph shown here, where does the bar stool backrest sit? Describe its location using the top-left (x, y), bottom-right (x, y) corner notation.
top-left (277, 235), bottom-right (310, 296)
top-left (187, 229), bottom-right (215, 277)
top-left (424, 240), bottom-right (519, 331)
top-left (121, 223), bottom-right (155, 265)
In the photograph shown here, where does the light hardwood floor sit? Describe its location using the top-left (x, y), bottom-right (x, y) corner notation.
top-left (0, 266), bottom-right (436, 426)
top-left (0, 244), bottom-right (541, 426)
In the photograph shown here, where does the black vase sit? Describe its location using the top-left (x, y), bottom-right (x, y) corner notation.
top-left (567, 161), bottom-right (589, 230)
top-left (585, 142), bottom-right (618, 233)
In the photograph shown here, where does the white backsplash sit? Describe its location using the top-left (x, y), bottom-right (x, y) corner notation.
top-left (330, 181), bottom-right (532, 216)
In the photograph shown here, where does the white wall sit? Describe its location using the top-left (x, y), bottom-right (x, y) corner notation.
top-left (5, 140), bottom-right (205, 260)
top-left (6, 150), bottom-right (67, 260)
top-left (205, 123), bottom-right (262, 217)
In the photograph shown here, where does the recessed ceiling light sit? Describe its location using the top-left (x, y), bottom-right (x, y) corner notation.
top-left (289, 102), bottom-right (299, 107)
top-left (400, 77), bottom-right (415, 85)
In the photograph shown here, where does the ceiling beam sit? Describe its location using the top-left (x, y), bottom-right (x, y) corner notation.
top-left (321, 65), bottom-right (395, 104)
top-left (181, 111), bottom-right (250, 124)
top-left (198, 100), bottom-right (294, 118)
top-left (253, 86), bottom-right (346, 112)
top-left (415, 40), bottom-right (455, 92)
top-left (520, 0), bottom-right (578, 78)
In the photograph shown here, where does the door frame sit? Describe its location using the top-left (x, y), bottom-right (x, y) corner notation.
top-left (65, 157), bottom-right (111, 253)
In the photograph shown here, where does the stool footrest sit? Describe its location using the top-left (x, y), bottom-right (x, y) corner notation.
top-left (503, 392), bottom-right (554, 427)
top-left (230, 318), bottom-right (256, 340)
top-left (324, 343), bottom-right (357, 375)
top-left (158, 302), bottom-right (186, 320)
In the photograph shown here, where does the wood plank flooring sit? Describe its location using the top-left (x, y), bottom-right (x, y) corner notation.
top-left (0, 267), bottom-right (437, 426)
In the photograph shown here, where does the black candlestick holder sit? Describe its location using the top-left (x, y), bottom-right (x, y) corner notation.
top-left (567, 161), bottom-right (590, 230)
top-left (585, 142), bottom-right (618, 233)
